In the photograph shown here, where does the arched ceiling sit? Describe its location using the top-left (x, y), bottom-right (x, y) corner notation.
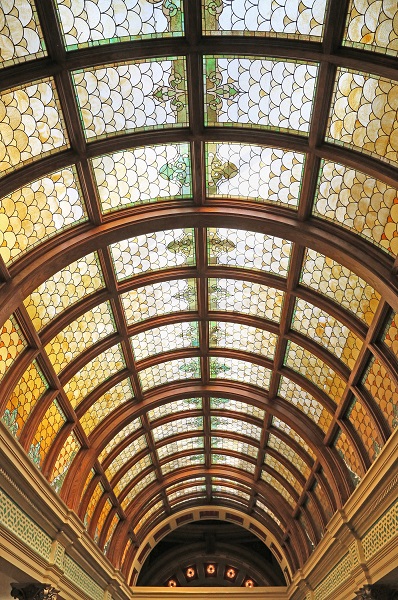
top-left (0, 0), bottom-right (398, 585)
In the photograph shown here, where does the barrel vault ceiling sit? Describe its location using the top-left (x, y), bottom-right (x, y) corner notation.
top-left (0, 0), bottom-right (398, 586)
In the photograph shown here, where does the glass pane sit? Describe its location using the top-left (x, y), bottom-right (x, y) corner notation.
top-left (264, 454), bottom-right (303, 495)
top-left (0, 167), bottom-right (86, 265)
top-left (157, 437), bottom-right (203, 460)
top-left (139, 357), bottom-right (201, 392)
top-left (161, 454), bottom-right (204, 475)
top-left (278, 376), bottom-right (333, 434)
top-left (327, 68), bottom-right (398, 165)
top-left (98, 418), bottom-right (142, 463)
top-left (133, 499), bottom-right (163, 534)
top-left (211, 436), bottom-right (258, 459)
top-left (204, 56), bottom-right (318, 134)
top-left (24, 252), bottom-right (103, 331)
top-left (268, 433), bottom-right (311, 478)
top-left (0, 79), bottom-right (68, 178)
top-left (314, 160), bottom-right (398, 257)
top-left (152, 416), bottom-right (203, 442)
top-left (207, 228), bottom-right (291, 275)
top-left (346, 398), bottom-right (384, 461)
top-left (80, 378), bottom-right (134, 437)
top-left (211, 415), bottom-right (262, 441)
top-left (209, 321), bottom-right (277, 359)
top-left (285, 341), bottom-right (346, 405)
top-left (260, 471), bottom-right (295, 507)
top-left (292, 298), bottom-right (363, 369)
top-left (131, 321), bottom-right (199, 361)
top-left (312, 476), bottom-right (334, 521)
top-left (272, 416), bottom-right (316, 459)
top-left (104, 513), bottom-right (120, 554)
top-left (29, 399), bottom-right (66, 468)
top-left (73, 58), bottom-right (188, 139)
top-left (168, 484), bottom-right (206, 502)
top-left (113, 456), bottom-right (153, 497)
top-left (93, 143), bottom-right (191, 213)
top-left (119, 471), bottom-right (156, 507)
top-left (212, 484), bottom-right (251, 503)
top-left (333, 429), bottom-right (363, 486)
top-left (122, 278), bottom-right (197, 325)
top-left (343, 0), bottom-right (398, 56)
top-left (212, 453), bottom-right (255, 474)
top-left (205, 143), bottom-right (305, 207)
top-left (300, 248), bottom-right (380, 325)
top-left (363, 357), bottom-right (398, 431)
top-left (210, 356), bottom-right (271, 389)
top-left (209, 278), bottom-right (284, 322)
top-left (167, 477), bottom-right (206, 492)
top-left (210, 397), bottom-right (265, 420)
top-left (0, 315), bottom-right (27, 383)
top-left (147, 398), bottom-right (202, 421)
top-left (0, 0), bottom-right (46, 68)
top-left (45, 302), bottom-right (116, 375)
top-left (110, 229), bottom-right (195, 281)
top-left (202, 0), bottom-right (327, 39)
top-left (85, 483), bottom-right (104, 526)
top-left (50, 431), bottom-right (81, 493)
top-left (56, 0), bottom-right (184, 49)
top-left (105, 435), bottom-right (148, 478)
top-left (383, 312), bottom-right (398, 356)
top-left (255, 499), bottom-right (281, 527)
top-left (94, 499), bottom-right (112, 542)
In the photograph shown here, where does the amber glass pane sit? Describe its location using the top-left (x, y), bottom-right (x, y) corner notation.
top-left (210, 356), bottom-right (271, 389)
top-left (85, 482), bottom-right (104, 526)
top-left (0, 0), bottom-right (46, 68)
top-left (104, 512), bottom-right (120, 554)
top-left (98, 418), bottom-right (142, 464)
top-left (261, 471), bottom-right (295, 507)
top-left (264, 454), bottom-right (303, 495)
top-left (113, 456), bottom-right (152, 498)
top-left (105, 435), bottom-right (148, 479)
top-left (209, 321), bottom-right (277, 358)
top-left (363, 357), bottom-right (398, 431)
top-left (343, 0), bottom-right (398, 56)
top-left (94, 499), bottom-right (112, 542)
top-left (209, 278), bottom-right (284, 322)
top-left (382, 312), bottom-right (398, 356)
top-left (268, 433), bottom-right (311, 478)
top-left (278, 376), bottom-right (333, 434)
top-left (50, 431), bottom-right (81, 493)
top-left (119, 472), bottom-right (156, 507)
top-left (133, 499), bottom-right (164, 535)
top-left (333, 429), bottom-right (363, 486)
top-left (80, 378), bottom-right (134, 437)
top-left (312, 476), bottom-right (334, 521)
top-left (346, 398), bottom-right (383, 461)
top-left (0, 168), bottom-right (86, 265)
top-left (0, 315), bottom-right (27, 382)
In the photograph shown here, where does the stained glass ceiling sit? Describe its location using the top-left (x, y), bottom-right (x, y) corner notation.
top-left (1, 0), bottom-right (398, 587)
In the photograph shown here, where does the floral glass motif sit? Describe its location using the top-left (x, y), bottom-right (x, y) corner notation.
top-left (264, 454), bottom-right (303, 495)
top-left (204, 56), bottom-right (318, 134)
top-left (157, 437), bottom-right (203, 460)
top-left (268, 433), bottom-right (311, 478)
top-left (211, 436), bottom-right (258, 459)
top-left (209, 321), bottom-right (278, 359)
top-left (45, 301), bottom-right (116, 375)
top-left (56, 0), bottom-right (184, 49)
top-left (206, 143), bottom-right (305, 207)
top-left (80, 378), bottom-right (134, 437)
top-left (122, 279), bottom-right (197, 326)
top-left (161, 454), bottom-right (204, 475)
top-left (363, 357), bottom-right (398, 431)
top-left (211, 415), bottom-right (262, 441)
top-left (0, 0), bottom-right (46, 68)
top-left (105, 435), bottom-right (148, 478)
top-left (292, 298), bottom-right (363, 370)
top-left (346, 398), bottom-right (384, 462)
top-left (0, 79), bottom-right (68, 178)
top-left (0, 167), bottom-right (86, 265)
top-left (93, 144), bottom-right (191, 213)
top-left (210, 397), bottom-right (265, 420)
top-left (0, 315), bottom-right (27, 382)
top-left (272, 416), bottom-right (316, 459)
top-left (133, 499), bottom-right (164, 535)
top-left (147, 398), bottom-right (202, 421)
top-left (114, 456), bottom-right (153, 497)
top-left (104, 512), bottom-right (120, 554)
top-left (300, 248), bottom-right (381, 325)
top-left (314, 160), bottom-right (398, 257)
top-left (110, 229), bottom-right (195, 281)
top-left (261, 471), bottom-right (295, 507)
top-left (343, 0), bottom-right (398, 56)
top-left (278, 376), bottom-right (332, 434)
top-left (207, 228), bottom-right (291, 276)
top-left (210, 356), bottom-right (271, 389)
top-left (29, 399), bottom-right (66, 467)
top-left (212, 453), bottom-right (256, 474)
top-left (73, 58), bottom-right (188, 140)
top-left (64, 344), bottom-right (125, 410)
top-left (120, 472), bottom-right (156, 509)
top-left (333, 429), bottom-right (363, 486)
top-left (2, 360), bottom-right (47, 438)
top-left (85, 482), bottom-right (104, 527)
top-left (208, 278), bottom-right (284, 322)
top-left (50, 431), bottom-right (81, 493)
top-left (139, 357), bottom-right (201, 392)
top-left (98, 417), bottom-right (142, 463)
top-left (152, 416), bottom-right (203, 442)
top-left (202, 0), bottom-right (327, 39)
top-left (327, 68), bottom-right (398, 165)
top-left (94, 499), bottom-right (112, 542)
top-left (285, 341), bottom-right (346, 406)
top-left (255, 499), bottom-right (282, 527)
top-left (131, 321), bottom-right (199, 362)
top-left (24, 253), bottom-right (104, 331)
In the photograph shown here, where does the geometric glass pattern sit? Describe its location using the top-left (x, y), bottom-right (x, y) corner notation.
top-left (333, 429), bottom-right (363, 486)
top-left (343, 0), bottom-right (398, 56)
top-left (267, 433), bottom-right (311, 478)
top-left (0, 0), bottom-right (46, 68)
top-left (114, 456), bottom-right (153, 497)
top-left (383, 312), bottom-right (398, 356)
top-left (104, 512), bottom-right (120, 554)
top-left (50, 431), bottom-right (81, 493)
top-left (0, 315), bottom-right (27, 382)
top-left (255, 499), bottom-right (282, 527)
top-left (264, 454), bottom-right (303, 495)
top-left (272, 417), bottom-right (316, 460)
top-left (210, 415), bottom-right (262, 441)
top-left (363, 357), bottom-right (398, 431)
top-left (119, 471), bottom-right (157, 509)
top-left (209, 356), bottom-right (271, 389)
top-left (98, 418), bottom-right (142, 464)
top-left (278, 376), bottom-right (332, 434)
top-left (105, 435), bottom-right (148, 478)
top-left (133, 499), bottom-right (164, 535)
top-left (147, 398), bottom-right (202, 422)
top-left (131, 321), bottom-right (199, 361)
top-left (209, 321), bottom-right (278, 359)
top-left (161, 455), bottom-right (204, 475)
top-left (210, 397), bottom-right (265, 420)
top-left (139, 357), bottom-right (201, 392)
top-left (79, 378), bottom-right (134, 437)
top-left (261, 471), bottom-right (295, 507)
top-left (152, 416), bottom-right (203, 442)
top-left (94, 499), bottom-right (112, 542)
top-left (29, 399), bottom-right (66, 468)
top-left (346, 397), bottom-right (384, 462)
top-left (211, 436), bottom-right (258, 459)
top-left (212, 453), bottom-right (256, 474)
top-left (157, 437), bottom-right (203, 461)
top-left (85, 483), bottom-right (104, 527)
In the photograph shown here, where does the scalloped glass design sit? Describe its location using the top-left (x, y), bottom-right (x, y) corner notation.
top-left (333, 429), bottom-right (363, 486)
top-left (2, 360), bottom-right (47, 439)
top-left (210, 356), bottom-right (271, 389)
top-left (167, 477), bottom-right (206, 492)
top-left (209, 278), bottom-right (284, 322)
top-left (314, 161), bottom-right (398, 256)
top-left (272, 416), bottom-right (316, 459)
top-left (110, 229), bottom-right (195, 281)
top-left (202, 0), bottom-right (327, 39)
top-left (210, 397), bottom-right (265, 420)
top-left (63, 344), bottom-right (125, 410)
top-left (264, 454), bottom-right (303, 495)
top-left (98, 417), bottom-right (142, 463)
top-left (94, 499), bottom-right (112, 542)
top-left (56, 0), bottom-right (184, 49)
top-left (278, 377), bottom-right (332, 434)
top-left (80, 378), bottom-right (134, 437)
top-left (85, 482), bottom-right (104, 526)
top-left (343, 0), bottom-right (398, 56)
top-left (133, 499), bottom-right (164, 535)
top-left (120, 472), bottom-right (157, 509)
top-left (104, 513), bottom-right (120, 554)
top-left (285, 341), bottom-right (346, 405)
top-left (147, 398), bottom-right (202, 421)
top-left (50, 431), bottom-right (81, 493)
top-left (207, 228), bottom-right (291, 276)
top-left (255, 499), bottom-right (281, 527)
top-left (300, 249), bottom-right (381, 325)
top-left (73, 58), bottom-right (188, 139)
top-left (0, 79), bottom-right (68, 178)
top-left (327, 68), bottom-right (398, 165)
top-left (0, 167), bottom-right (86, 265)
top-left (131, 321), bottom-right (199, 361)
top-left (152, 416), bottom-right (203, 442)
top-left (209, 321), bottom-right (278, 359)
top-left (114, 457), bottom-right (153, 497)
top-left (161, 454), bottom-right (204, 475)
top-left (346, 398), bottom-right (383, 462)
top-left (24, 253), bottom-right (104, 331)
top-left (211, 436), bottom-right (258, 459)
top-left (383, 312), bottom-right (398, 356)
top-left (0, 315), bottom-right (27, 383)
top-left (139, 357), bottom-right (201, 391)
top-left (205, 143), bottom-right (305, 207)
top-left (363, 357), bottom-right (398, 431)
top-left (29, 399), bottom-right (66, 468)
top-left (261, 471), bottom-right (295, 507)
top-left (105, 435), bottom-right (148, 478)
top-left (292, 298), bottom-right (363, 369)
top-left (212, 453), bottom-right (255, 474)
top-left (93, 143), bottom-right (191, 213)
top-left (168, 484), bottom-right (207, 503)
top-left (0, 0), bottom-right (46, 68)
top-left (268, 433), bottom-right (311, 478)
top-left (121, 279), bottom-right (197, 325)
top-left (213, 485), bottom-right (251, 503)
top-left (211, 415), bottom-right (262, 441)
top-left (157, 437), bottom-right (203, 460)
top-left (204, 56), bottom-right (318, 134)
